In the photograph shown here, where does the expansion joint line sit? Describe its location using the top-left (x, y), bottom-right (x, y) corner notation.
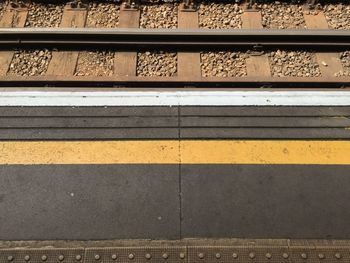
top-left (177, 104), bottom-right (182, 239)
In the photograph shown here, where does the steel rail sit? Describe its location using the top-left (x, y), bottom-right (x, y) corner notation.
top-left (0, 76), bottom-right (349, 88)
top-left (0, 28), bottom-right (349, 50)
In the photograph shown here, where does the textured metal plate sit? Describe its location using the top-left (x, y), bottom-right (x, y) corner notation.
top-left (290, 247), bottom-right (350, 263)
top-left (0, 249), bottom-right (84, 263)
top-left (289, 240), bottom-right (350, 263)
top-left (2, 241), bottom-right (350, 263)
top-left (187, 244), bottom-right (350, 263)
top-left (188, 246), bottom-right (291, 263)
top-left (84, 247), bottom-right (186, 263)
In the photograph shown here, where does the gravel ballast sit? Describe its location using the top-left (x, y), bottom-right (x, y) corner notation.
top-left (336, 51), bottom-right (350, 77)
top-left (201, 52), bottom-right (247, 77)
top-left (75, 51), bottom-right (114, 76)
top-left (269, 50), bottom-right (321, 77)
top-left (199, 2), bottom-right (242, 29)
top-left (8, 49), bottom-right (52, 76)
top-left (140, 4), bottom-right (178, 28)
top-left (86, 2), bottom-right (120, 27)
top-left (25, 2), bottom-right (64, 27)
top-left (137, 51), bottom-right (177, 77)
top-left (0, 1), bottom-right (8, 21)
top-left (324, 4), bottom-right (350, 29)
top-left (260, 2), bottom-right (306, 29)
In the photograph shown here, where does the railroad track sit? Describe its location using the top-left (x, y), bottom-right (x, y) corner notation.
top-left (2, 0), bottom-right (350, 259)
top-left (0, 28), bottom-right (349, 88)
top-left (0, 0), bottom-right (349, 88)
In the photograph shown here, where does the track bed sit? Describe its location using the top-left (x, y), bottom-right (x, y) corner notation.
top-left (0, 0), bottom-right (349, 88)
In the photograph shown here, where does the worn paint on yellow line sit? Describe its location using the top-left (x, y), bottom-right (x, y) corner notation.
top-left (180, 140), bottom-right (350, 164)
top-left (0, 140), bottom-right (350, 165)
top-left (0, 141), bottom-right (179, 165)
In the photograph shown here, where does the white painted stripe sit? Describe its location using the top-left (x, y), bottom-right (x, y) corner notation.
top-left (0, 91), bottom-right (349, 106)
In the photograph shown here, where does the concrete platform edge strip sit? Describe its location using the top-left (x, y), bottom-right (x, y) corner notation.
top-left (0, 91), bottom-right (350, 106)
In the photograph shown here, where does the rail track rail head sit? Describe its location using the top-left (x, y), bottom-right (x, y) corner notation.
top-left (0, 28), bottom-right (349, 51)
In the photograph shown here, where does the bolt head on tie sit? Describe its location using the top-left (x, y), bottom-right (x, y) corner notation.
top-left (111, 254), bottom-right (118, 260)
top-left (24, 255), bottom-right (31, 261)
top-left (318, 253), bottom-right (325, 259)
top-left (7, 256), bottom-right (14, 262)
top-left (249, 252), bottom-right (255, 259)
top-left (215, 253), bottom-right (221, 259)
top-left (179, 253), bottom-right (185, 259)
top-left (75, 255), bottom-right (82, 261)
top-left (232, 253), bottom-right (238, 259)
top-left (265, 253), bottom-right (272, 259)
top-left (198, 253), bottom-right (205, 259)
top-left (94, 255), bottom-right (100, 260)
top-left (301, 253), bottom-right (307, 259)
top-left (41, 255), bottom-right (47, 261)
top-left (335, 253), bottom-right (342, 259)
top-left (128, 254), bottom-right (134, 260)
top-left (162, 253), bottom-right (169, 259)
top-left (58, 255), bottom-right (65, 261)
top-left (282, 253), bottom-right (289, 259)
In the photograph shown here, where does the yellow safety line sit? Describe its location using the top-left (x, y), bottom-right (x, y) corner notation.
top-left (181, 140), bottom-right (350, 164)
top-left (0, 140), bottom-right (350, 165)
top-left (0, 141), bottom-right (179, 165)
